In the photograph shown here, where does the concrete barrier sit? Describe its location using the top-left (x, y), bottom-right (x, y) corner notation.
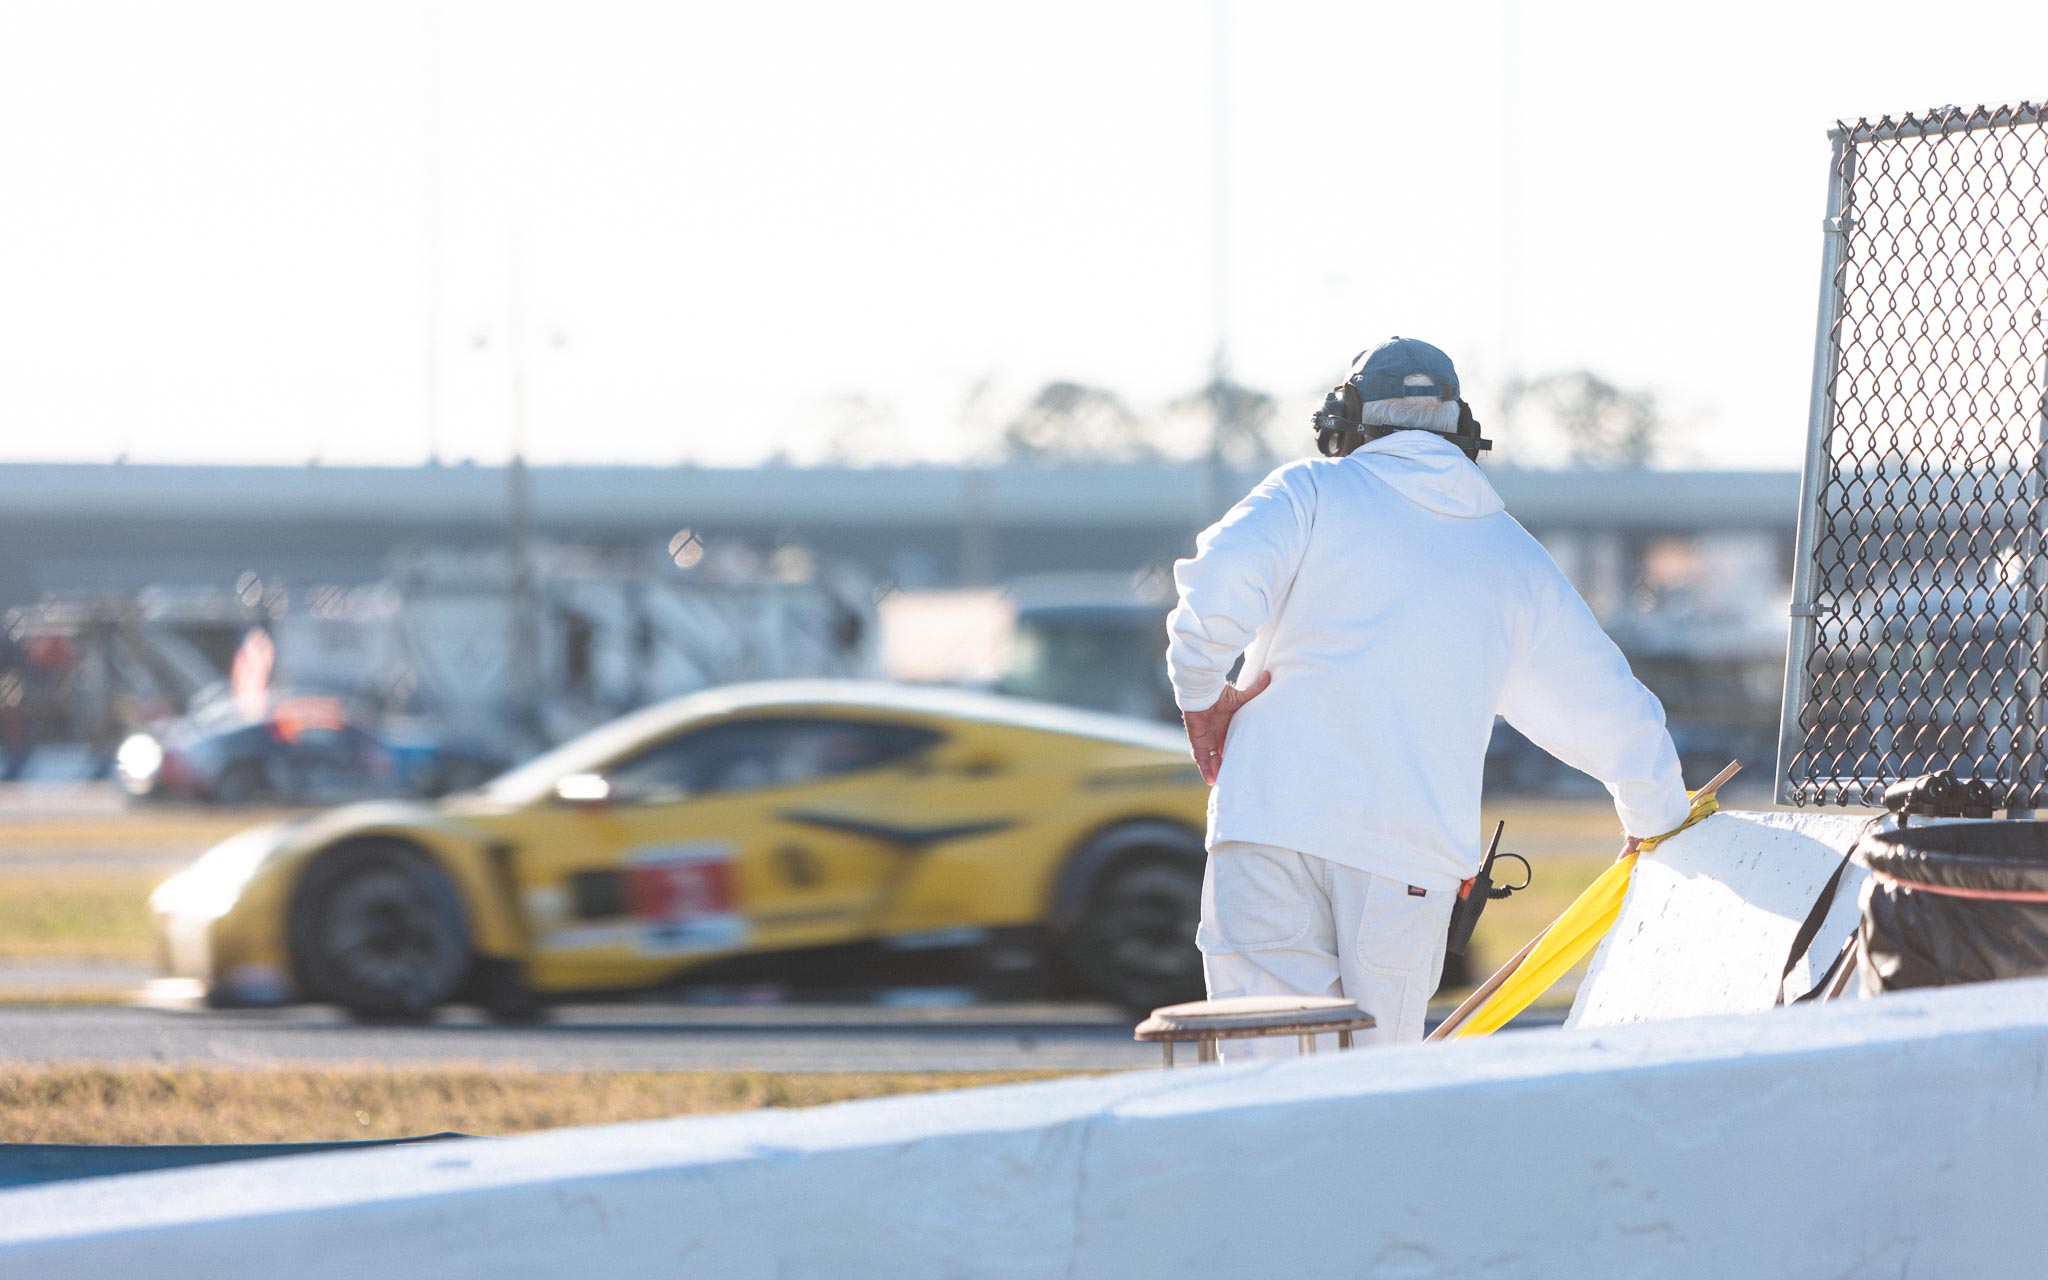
top-left (1570, 809), bottom-right (1876, 1027)
top-left (5, 975), bottom-right (2046, 1278)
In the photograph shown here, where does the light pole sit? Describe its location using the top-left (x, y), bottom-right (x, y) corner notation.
top-left (421, 0), bottom-right (446, 465)
top-left (505, 218), bottom-right (542, 749)
top-left (1203, 0), bottom-right (1234, 525)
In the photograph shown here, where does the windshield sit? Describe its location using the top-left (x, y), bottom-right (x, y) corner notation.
top-left (474, 699), bottom-right (697, 805)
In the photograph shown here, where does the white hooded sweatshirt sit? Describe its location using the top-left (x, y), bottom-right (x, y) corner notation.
top-left (1166, 431), bottom-right (1691, 889)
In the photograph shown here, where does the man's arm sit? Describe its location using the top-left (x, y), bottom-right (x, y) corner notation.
top-left (1498, 581), bottom-right (1691, 841)
top-left (1165, 467), bottom-right (1313, 711)
top-left (1166, 468), bottom-right (1312, 781)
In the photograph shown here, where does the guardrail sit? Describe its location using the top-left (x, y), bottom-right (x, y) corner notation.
top-left (5, 947), bottom-right (2045, 1275)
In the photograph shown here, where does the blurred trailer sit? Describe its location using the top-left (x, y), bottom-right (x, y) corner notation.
top-left (6, 543), bottom-right (880, 781)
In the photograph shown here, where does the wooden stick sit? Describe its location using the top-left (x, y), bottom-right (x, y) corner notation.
top-left (1693, 759), bottom-right (1744, 800)
top-left (1426, 927), bottom-right (1547, 1041)
top-left (1425, 760), bottom-right (1744, 1043)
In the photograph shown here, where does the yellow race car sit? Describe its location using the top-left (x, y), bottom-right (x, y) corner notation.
top-left (150, 681), bottom-right (1211, 1017)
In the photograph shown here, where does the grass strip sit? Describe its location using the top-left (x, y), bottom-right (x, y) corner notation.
top-left (0, 990), bottom-right (136, 1007)
top-left (0, 1063), bottom-right (1081, 1145)
top-left (0, 871), bottom-right (160, 963)
top-left (0, 808), bottom-right (305, 856)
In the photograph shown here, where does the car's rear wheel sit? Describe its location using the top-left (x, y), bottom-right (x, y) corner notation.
top-left (289, 841), bottom-right (470, 1021)
top-left (1057, 835), bottom-right (1205, 1012)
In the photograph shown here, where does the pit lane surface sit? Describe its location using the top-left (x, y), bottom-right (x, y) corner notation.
top-left (0, 999), bottom-right (1567, 1072)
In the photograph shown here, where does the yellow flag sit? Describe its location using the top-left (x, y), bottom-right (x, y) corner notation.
top-left (1454, 853), bottom-right (1637, 1037)
top-left (1453, 789), bottom-right (1720, 1039)
top-left (1637, 787), bottom-right (1721, 854)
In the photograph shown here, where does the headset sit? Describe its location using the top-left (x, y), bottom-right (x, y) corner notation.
top-left (1310, 377), bottom-right (1493, 460)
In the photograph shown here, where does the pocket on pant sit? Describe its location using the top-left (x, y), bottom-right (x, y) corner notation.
top-left (1354, 876), bottom-right (1453, 977)
top-left (1194, 846), bottom-right (1312, 954)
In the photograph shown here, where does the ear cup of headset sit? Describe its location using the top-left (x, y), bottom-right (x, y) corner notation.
top-left (1311, 384), bottom-right (1362, 456)
top-left (1338, 382), bottom-right (1362, 421)
top-left (1453, 399), bottom-right (1493, 457)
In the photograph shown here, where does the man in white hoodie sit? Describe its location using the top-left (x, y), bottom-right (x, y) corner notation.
top-left (1165, 336), bottom-right (1691, 1049)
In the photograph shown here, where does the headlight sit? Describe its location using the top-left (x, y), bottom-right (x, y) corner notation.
top-left (117, 734), bottom-right (164, 780)
top-left (149, 825), bottom-right (286, 921)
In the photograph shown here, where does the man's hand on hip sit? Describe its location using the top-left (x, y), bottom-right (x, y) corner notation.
top-left (1182, 670), bottom-right (1272, 786)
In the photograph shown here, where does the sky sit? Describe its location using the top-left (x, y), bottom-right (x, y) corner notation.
top-left (2, 0), bottom-right (2046, 470)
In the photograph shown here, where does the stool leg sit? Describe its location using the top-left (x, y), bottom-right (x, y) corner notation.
top-left (1338, 1029), bottom-right (1353, 1050)
top-left (1299, 1033), bottom-right (1316, 1055)
top-left (1162, 1041), bottom-right (1175, 1068)
top-left (1198, 1039), bottom-right (1218, 1064)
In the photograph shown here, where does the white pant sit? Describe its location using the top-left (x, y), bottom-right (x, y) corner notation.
top-left (1196, 841), bottom-right (1454, 1057)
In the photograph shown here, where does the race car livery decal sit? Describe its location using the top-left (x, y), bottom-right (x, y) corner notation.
top-left (775, 809), bottom-right (1018, 851)
top-left (627, 842), bottom-right (746, 951)
top-left (540, 841), bottom-right (747, 955)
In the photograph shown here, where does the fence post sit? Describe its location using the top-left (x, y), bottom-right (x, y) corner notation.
top-left (1776, 132), bottom-right (1854, 807)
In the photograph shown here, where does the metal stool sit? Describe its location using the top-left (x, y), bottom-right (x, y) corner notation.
top-left (1133, 995), bottom-right (1376, 1066)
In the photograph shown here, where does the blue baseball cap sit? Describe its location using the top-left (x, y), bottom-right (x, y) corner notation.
top-left (1348, 336), bottom-right (1459, 404)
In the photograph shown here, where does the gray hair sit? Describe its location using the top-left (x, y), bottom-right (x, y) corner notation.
top-left (1356, 394), bottom-right (1462, 433)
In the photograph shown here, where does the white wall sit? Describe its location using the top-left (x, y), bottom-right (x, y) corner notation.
top-left (6, 975), bottom-right (2048, 1278)
top-left (1569, 809), bottom-right (1875, 1027)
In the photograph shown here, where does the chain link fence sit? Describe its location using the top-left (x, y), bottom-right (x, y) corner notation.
top-left (1780, 103), bottom-right (2048, 808)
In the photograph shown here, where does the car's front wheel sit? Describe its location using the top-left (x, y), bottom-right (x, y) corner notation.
top-left (1056, 828), bottom-right (1206, 1012)
top-left (289, 841), bottom-right (470, 1021)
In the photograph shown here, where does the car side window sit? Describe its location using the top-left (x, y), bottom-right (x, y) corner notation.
top-left (604, 718), bottom-right (939, 804)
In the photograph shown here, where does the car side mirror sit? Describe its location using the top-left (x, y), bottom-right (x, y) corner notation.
top-left (554, 773), bottom-right (612, 808)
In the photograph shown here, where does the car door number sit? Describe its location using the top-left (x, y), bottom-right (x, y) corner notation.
top-left (539, 842), bottom-right (747, 955)
top-left (630, 856), bottom-right (731, 924)
top-left (628, 843), bottom-right (746, 951)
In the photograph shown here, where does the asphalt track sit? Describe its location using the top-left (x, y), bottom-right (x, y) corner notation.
top-left (0, 999), bottom-right (1568, 1072)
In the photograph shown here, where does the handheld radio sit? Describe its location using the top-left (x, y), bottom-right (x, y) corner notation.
top-left (1446, 820), bottom-right (1532, 957)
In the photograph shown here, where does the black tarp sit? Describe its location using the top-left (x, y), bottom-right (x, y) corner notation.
top-left (1858, 819), bottom-right (2048, 993)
